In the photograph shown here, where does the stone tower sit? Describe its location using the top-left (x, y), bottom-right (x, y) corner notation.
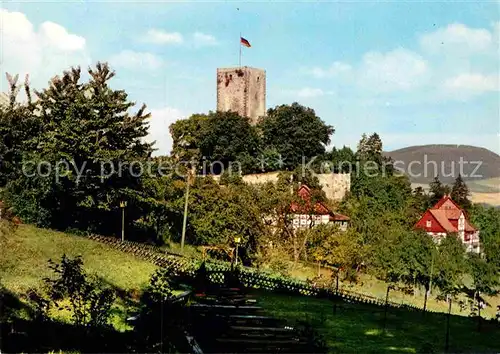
top-left (216, 66), bottom-right (266, 124)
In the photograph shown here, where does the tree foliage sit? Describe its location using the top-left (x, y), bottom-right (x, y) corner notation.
top-left (3, 63), bottom-right (153, 235)
top-left (258, 102), bottom-right (334, 170)
top-left (451, 174), bottom-right (471, 211)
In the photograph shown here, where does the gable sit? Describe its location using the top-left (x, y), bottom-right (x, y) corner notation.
top-left (415, 210), bottom-right (447, 233)
top-left (433, 196), bottom-right (461, 211)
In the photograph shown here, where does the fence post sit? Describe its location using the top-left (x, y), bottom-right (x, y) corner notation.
top-left (383, 284), bottom-right (391, 332)
top-left (445, 295), bottom-right (452, 352)
top-left (476, 290), bottom-right (482, 332)
top-left (333, 270), bottom-right (339, 315)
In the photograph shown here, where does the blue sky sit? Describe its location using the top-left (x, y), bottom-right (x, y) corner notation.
top-left (2, 1), bottom-right (499, 155)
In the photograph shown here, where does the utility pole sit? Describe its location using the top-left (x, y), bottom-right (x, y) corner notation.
top-left (181, 169), bottom-right (192, 252)
top-left (234, 236), bottom-right (241, 266)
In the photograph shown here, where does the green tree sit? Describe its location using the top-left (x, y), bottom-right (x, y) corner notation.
top-left (322, 146), bottom-right (356, 173)
top-left (169, 113), bottom-right (208, 163)
top-left (356, 132), bottom-right (385, 165)
top-left (0, 73), bottom-right (40, 187)
top-left (428, 176), bottom-right (449, 207)
top-left (451, 174), bottom-right (471, 210)
top-left (170, 111), bottom-right (260, 174)
top-left (470, 204), bottom-right (500, 271)
top-left (199, 111), bottom-right (260, 174)
top-left (468, 253), bottom-right (499, 297)
top-left (308, 227), bottom-right (364, 277)
top-left (177, 177), bottom-right (263, 263)
top-left (4, 63), bottom-right (153, 234)
top-left (434, 236), bottom-right (466, 297)
top-left (258, 102), bottom-right (334, 170)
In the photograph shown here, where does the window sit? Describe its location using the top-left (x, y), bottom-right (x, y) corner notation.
top-left (426, 220), bottom-right (432, 227)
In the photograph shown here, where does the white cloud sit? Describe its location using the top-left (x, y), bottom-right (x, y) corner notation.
top-left (419, 23), bottom-right (493, 54)
top-left (39, 22), bottom-right (86, 51)
top-left (443, 73), bottom-right (498, 95)
top-left (310, 61), bottom-right (352, 78)
top-left (358, 48), bottom-right (429, 92)
top-left (142, 29), bottom-right (183, 44)
top-left (108, 50), bottom-right (163, 70)
top-left (146, 107), bottom-right (184, 156)
top-left (139, 29), bottom-right (217, 47)
top-left (0, 9), bottom-right (90, 91)
top-left (192, 32), bottom-right (218, 46)
top-left (282, 87), bottom-right (335, 98)
top-left (298, 87), bottom-right (333, 98)
top-left (306, 49), bottom-right (428, 92)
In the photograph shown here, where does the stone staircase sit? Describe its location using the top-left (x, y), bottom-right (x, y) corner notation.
top-left (188, 287), bottom-right (314, 353)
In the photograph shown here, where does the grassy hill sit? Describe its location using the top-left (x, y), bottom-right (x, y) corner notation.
top-left (260, 292), bottom-right (500, 353)
top-left (2, 224), bottom-right (500, 353)
top-left (385, 145), bottom-right (500, 186)
top-left (0, 223), bottom-right (158, 330)
top-left (0, 224), bottom-right (157, 295)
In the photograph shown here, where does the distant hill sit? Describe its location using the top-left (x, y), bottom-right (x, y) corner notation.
top-left (384, 145), bottom-right (500, 187)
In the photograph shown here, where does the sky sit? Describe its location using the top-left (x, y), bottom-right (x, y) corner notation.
top-left (1, 1), bottom-right (499, 156)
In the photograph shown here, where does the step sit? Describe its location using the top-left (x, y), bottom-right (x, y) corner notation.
top-left (229, 325), bottom-right (295, 332)
top-left (191, 304), bottom-right (262, 310)
top-left (220, 331), bottom-right (307, 341)
top-left (216, 338), bottom-right (305, 345)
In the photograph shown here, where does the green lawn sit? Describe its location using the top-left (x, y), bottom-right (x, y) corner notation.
top-left (258, 291), bottom-right (500, 353)
top-left (289, 263), bottom-right (499, 319)
top-left (0, 224), bottom-right (157, 294)
top-left (0, 223), bottom-right (158, 330)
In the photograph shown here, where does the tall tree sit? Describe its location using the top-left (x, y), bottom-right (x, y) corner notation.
top-left (451, 174), bottom-right (471, 210)
top-left (169, 113), bottom-right (208, 164)
top-left (4, 63), bottom-right (153, 234)
top-left (356, 132), bottom-right (383, 162)
top-left (428, 176), bottom-right (448, 206)
top-left (470, 204), bottom-right (500, 271)
top-left (0, 73), bottom-right (40, 187)
top-left (434, 236), bottom-right (467, 297)
top-left (170, 111), bottom-right (260, 174)
top-left (199, 111), bottom-right (260, 174)
top-left (258, 102), bottom-right (334, 170)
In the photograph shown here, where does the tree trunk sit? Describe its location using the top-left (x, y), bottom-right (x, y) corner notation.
top-left (445, 295), bottom-right (452, 352)
top-left (423, 283), bottom-right (429, 314)
top-left (383, 285), bottom-right (391, 332)
top-left (476, 290), bottom-right (482, 332)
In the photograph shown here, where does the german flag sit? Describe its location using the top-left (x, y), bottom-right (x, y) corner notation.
top-left (240, 37), bottom-right (251, 48)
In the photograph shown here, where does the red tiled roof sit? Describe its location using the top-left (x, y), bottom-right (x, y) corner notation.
top-left (415, 195), bottom-right (478, 233)
top-left (292, 185), bottom-right (350, 221)
top-left (443, 209), bottom-right (461, 219)
top-left (329, 213), bottom-right (350, 222)
top-left (429, 209), bottom-right (457, 233)
top-left (433, 195), bottom-right (461, 210)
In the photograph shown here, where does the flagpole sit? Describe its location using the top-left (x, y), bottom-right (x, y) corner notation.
top-left (239, 32), bottom-right (242, 67)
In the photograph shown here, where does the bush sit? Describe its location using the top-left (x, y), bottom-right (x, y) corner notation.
top-left (33, 255), bottom-right (115, 328)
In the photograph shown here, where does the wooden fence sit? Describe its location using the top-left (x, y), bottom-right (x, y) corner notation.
top-left (86, 234), bottom-right (429, 312)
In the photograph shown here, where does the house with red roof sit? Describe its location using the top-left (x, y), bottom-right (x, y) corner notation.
top-left (290, 185), bottom-right (350, 231)
top-left (415, 195), bottom-right (480, 253)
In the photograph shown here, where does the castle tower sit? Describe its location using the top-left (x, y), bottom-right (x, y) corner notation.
top-left (216, 66), bottom-right (266, 124)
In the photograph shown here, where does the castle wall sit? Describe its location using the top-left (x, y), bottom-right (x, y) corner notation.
top-left (212, 172), bottom-right (351, 201)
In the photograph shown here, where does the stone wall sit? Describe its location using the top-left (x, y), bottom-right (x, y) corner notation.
top-left (216, 66), bottom-right (266, 124)
top-left (213, 171), bottom-right (351, 201)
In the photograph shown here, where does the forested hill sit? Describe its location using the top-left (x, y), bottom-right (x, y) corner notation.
top-left (385, 145), bottom-right (500, 185)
